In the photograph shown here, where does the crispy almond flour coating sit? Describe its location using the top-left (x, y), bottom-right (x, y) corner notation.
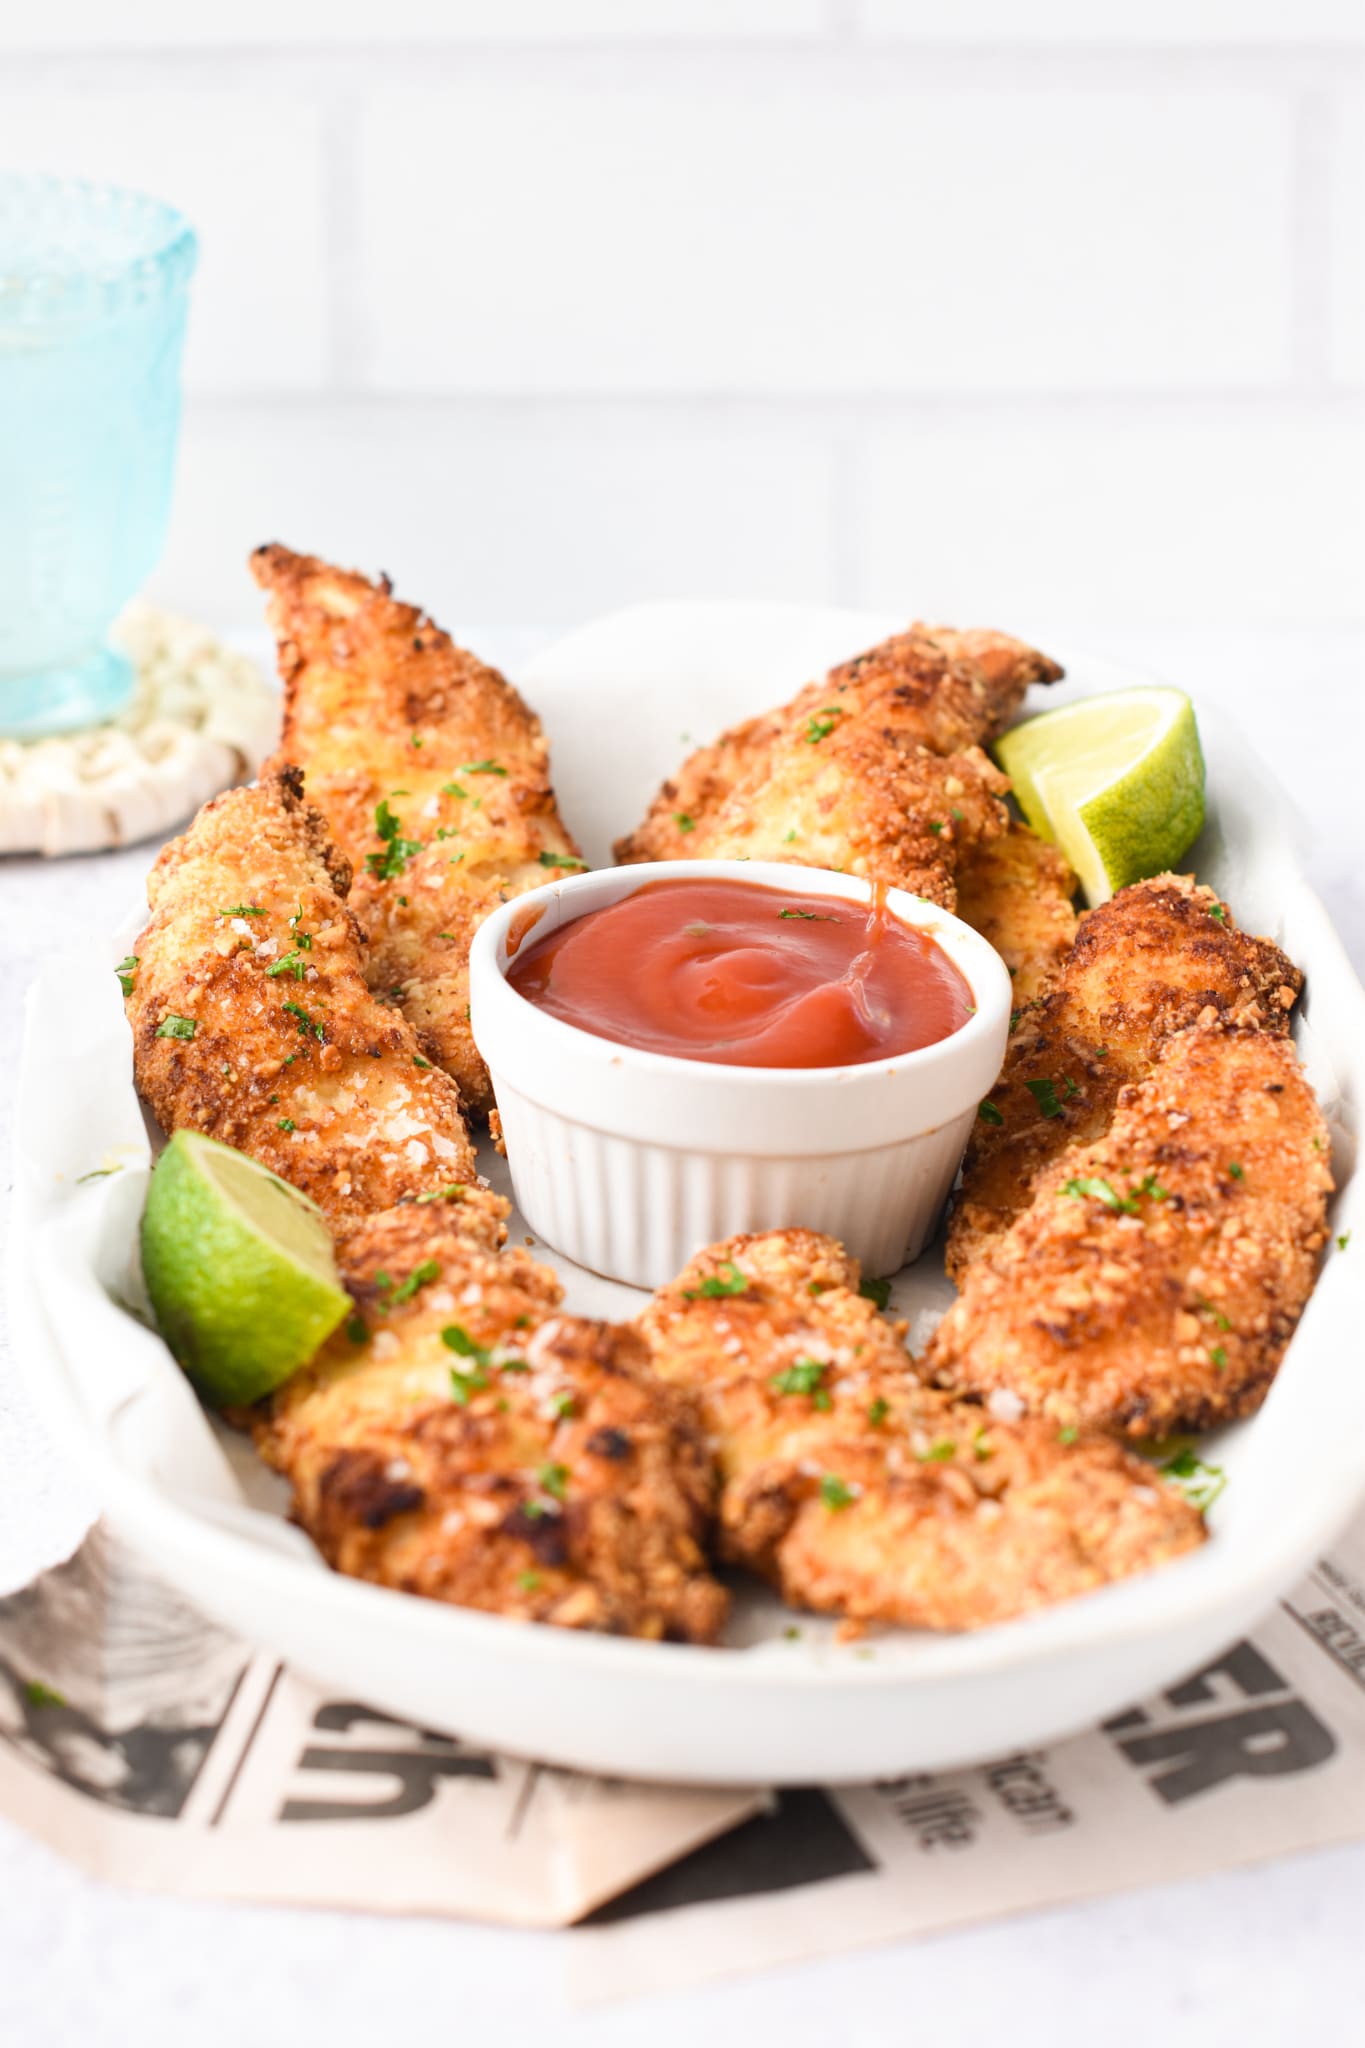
top-left (947, 874), bottom-right (1302, 1279)
top-left (927, 1022), bottom-right (1333, 1440)
top-left (953, 820), bottom-right (1078, 1006)
top-left (127, 769), bottom-right (477, 1229)
top-left (251, 544), bottom-right (583, 1114)
top-left (636, 1231), bottom-right (1204, 1630)
top-left (614, 623), bottom-right (1062, 906)
top-left (257, 1206), bottom-right (728, 1643)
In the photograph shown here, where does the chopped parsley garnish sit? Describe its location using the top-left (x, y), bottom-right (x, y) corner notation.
top-left (1210, 1346), bottom-right (1227, 1370)
top-left (442, 1324), bottom-right (495, 1367)
top-left (804, 708), bottom-right (841, 744)
top-left (867, 1397), bottom-right (889, 1428)
top-left (1025, 1077), bottom-right (1066, 1118)
top-left (413, 1054), bottom-right (432, 1069)
top-left (783, 829), bottom-right (797, 843)
top-left (76, 1166), bottom-right (120, 1183)
top-left (410, 731), bottom-right (423, 748)
top-left (346, 1315), bottom-right (367, 1345)
top-left (441, 782), bottom-right (468, 800)
top-left (115, 954), bottom-right (138, 997)
top-left (778, 907), bottom-right (838, 921)
top-left (1062, 1176), bottom-right (1138, 1214)
top-left (1160, 1447), bottom-right (1228, 1513)
top-left (550, 1391), bottom-right (576, 1420)
top-left (277, 1117), bottom-right (296, 1132)
top-left (771, 1358), bottom-right (832, 1410)
top-left (460, 759), bottom-right (507, 775)
top-left (391, 1258), bottom-right (440, 1305)
top-left (859, 1276), bottom-right (891, 1311)
top-left (1063, 1172), bottom-right (1169, 1215)
top-left (972, 1426), bottom-right (994, 1461)
top-left (156, 1014), bottom-right (197, 1040)
top-left (950, 806), bottom-right (964, 822)
top-left (220, 904), bottom-right (264, 916)
top-left (538, 1463), bottom-right (569, 1501)
top-left (928, 820), bottom-right (944, 835)
top-left (1228, 1161), bottom-right (1245, 1181)
top-left (977, 1099), bottom-right (1004, 1125)
top-left (517, 1571), bottom-right (542, 1593)
top-left (915, 1439), bottom-right (956, 1463)
top-left (820, 1474), bottom-right (857, 1511)
top-left (538, 850), bottom-right (587, 869)
top-left (283, 1000), bottom-right (324, 1040)
top-left (448, 1365), bottom-right (490, 1405)
top-left (1208, 903), bottom-right (1228, 923)
top-left (1058, 1426), bottom-right (1079, 1445)
top-left (1196, 1298), bottom-right (1231, 1331)
top-left (415, 1183), bottom-right (465, 1205)
top-left (365, 798), bottom-right (422, 880)
top-left (266, 949), bottom-right (309, 981)
top-left (683, 1259), bottom-right (748, 1300)
top-left (22, 1680), bottom-right (67, 1710)
top-left (674, 813), bottom-right (696, 833)
top-left (1339, 1232), bottom-right (1352, 1252)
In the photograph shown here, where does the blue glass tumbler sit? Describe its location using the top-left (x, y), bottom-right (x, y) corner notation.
top-left (0, 174), bottom-right (197, 738)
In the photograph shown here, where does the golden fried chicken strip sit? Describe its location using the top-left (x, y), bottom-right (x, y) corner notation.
top-left (953, 820), bottom-right (1078, 1006)
top-left (615, 623), bottom-right (1062, 876)
top-left (258, 1207), bottom-right (727, 1644)
top-left (947, 874), bottom-right (1302, 1279)
top-left (127, 769), bottom-right (477, 1229)
top-left (683, 727), bottom-right (1010, 909)
top-left (636, 1231), bottom-right (1204, 1630)
top-left (927, 1022), bottom-right (1333, 1439)
top-left (251, 544), bottom-right (583, 1114)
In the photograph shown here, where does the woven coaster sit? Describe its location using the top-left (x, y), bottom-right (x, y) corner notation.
top-left (0, 604), bottom-right (280, 857)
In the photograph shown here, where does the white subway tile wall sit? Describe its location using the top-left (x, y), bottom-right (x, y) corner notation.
top-left (1, 1), bottom-right (1361, 630)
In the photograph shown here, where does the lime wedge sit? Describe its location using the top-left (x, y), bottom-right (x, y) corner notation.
top-left (140, 1131), bottom-right (350, 1406)
top-left (993, 687), bottom-right (1205, 907)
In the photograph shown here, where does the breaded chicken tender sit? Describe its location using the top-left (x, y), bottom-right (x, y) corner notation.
top-left (127, 769), bottom-right (477, 1229)
top-left (251, 545), bottom-right (583, 1114)
top-left (953, 820), bottom-right (1078, 1006)
top-left (947, 874), bottom-right (1302, 1279)
top-left (258, 1207), bottom-right (727, 1643)
top-left (615, 624), bottom-right (1062, 903)
top-left (927, 1022), bottom-right (1333, 1439)
top-left (636, 1231), bottom-right (1204, 1630)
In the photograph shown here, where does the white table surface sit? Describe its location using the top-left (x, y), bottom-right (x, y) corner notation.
top-left (2, 621), bottom-right (1363, 2048)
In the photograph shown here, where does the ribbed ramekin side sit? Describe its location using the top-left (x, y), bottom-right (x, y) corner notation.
top-left (489, 1079), bottom-right (977, 1290)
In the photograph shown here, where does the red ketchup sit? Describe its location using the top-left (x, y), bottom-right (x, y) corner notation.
top-left (505, 877), bottom-right (973, 1069)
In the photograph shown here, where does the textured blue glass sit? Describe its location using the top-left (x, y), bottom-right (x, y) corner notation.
top-left (0, 174), bottom-right (197, 737)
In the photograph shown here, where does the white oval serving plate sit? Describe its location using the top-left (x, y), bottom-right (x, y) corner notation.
top-left (10, 601), bottom-right (1364, 1786)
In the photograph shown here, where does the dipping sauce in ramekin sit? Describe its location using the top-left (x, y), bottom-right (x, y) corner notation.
top-left (505, 876), bottom-right (973, 1068)
top-left (470, 860), bottom-right (1011, 1287)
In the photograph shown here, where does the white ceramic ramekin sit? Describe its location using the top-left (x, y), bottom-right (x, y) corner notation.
top-left (469, 860), bottom-right (1011, 1289)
